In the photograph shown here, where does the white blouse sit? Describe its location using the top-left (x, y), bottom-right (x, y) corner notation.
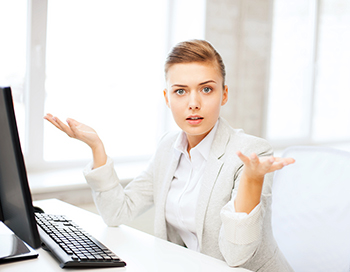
top-left (165, 122), bottom-right (219, 251)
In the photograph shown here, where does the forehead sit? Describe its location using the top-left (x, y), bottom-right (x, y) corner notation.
top-left (166, 62), bottom-right (222, 85)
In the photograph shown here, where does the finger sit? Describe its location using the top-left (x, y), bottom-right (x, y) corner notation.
top-left (283, 157), bottom-right (295, 166)
top-left (274, 157), bottom-right (295, 166)
top-left (267, 158), bottom-right (294, 173)
top-left (54, 117), bottom-right (74, 137)
top-left (236, 151), bottom-right (250, 165)
top-left (66, 118), bottom-right (80, 128)
top-left (44, 114), bottom-right (56, 124)
top-left (66, 118), bottom-right (79, 125)
top-left (271, 161), bottom-right (285, 171)
top-left (261, 156), bottom-right (275, 171)
top-left (44, 114), bottom-right (64, 131)
top-left (250, 153), bottom-right (259, 165)
top-left (66, 118), bottom-right (81, 137)
top-left (45, 113), bottom-right (53, 118)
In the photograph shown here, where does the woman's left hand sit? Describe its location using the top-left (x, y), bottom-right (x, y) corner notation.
top-left (236, 151), bottom-right (295, 183)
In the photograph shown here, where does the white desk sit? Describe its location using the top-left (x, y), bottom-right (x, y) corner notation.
top-left (1, 199), bottom-right (252, 272)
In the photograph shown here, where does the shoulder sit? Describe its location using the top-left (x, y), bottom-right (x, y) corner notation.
top-left (157, 130), bottom-right (179, 148)
top-left (143, 130), bottom-right (180, 174)
top-left (151, 130), bottom-right (180, 159)
top-left (219, 118), bottom-right (273, 157)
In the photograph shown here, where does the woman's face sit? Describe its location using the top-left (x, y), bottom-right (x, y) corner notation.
top-left (164, 62), bottom-right (228, 148)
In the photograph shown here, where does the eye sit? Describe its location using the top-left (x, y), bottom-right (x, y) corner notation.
top-left (175, 89), bottom-right (186, 95)
top-left (202, 87), bottom-right (212, 94)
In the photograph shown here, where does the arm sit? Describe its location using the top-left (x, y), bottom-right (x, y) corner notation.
top-left (84, 157), bottom-right (154, 226)
top-left (219, 145), bottom-right (295, 268)
top-left (44, 113), bottom-right (155, 226)
top-left (234, 152), bottom-right (294, 214)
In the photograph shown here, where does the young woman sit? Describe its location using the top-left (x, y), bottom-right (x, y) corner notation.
top-left (44, 40), bottom-right (294, 271)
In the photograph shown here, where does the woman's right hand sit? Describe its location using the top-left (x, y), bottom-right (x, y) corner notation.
top-left (44, 113), bottom-right (100, 148)
top-left (44, 113), bottom-right (107, 169)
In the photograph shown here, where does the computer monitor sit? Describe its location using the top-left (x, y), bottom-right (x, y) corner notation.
top-left (0, 86), bottom-right (41, 249)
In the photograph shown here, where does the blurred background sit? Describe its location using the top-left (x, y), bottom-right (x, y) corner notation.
top-left (1, 0), bottom-right (350, 222)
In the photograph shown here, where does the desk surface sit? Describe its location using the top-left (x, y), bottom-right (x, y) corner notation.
top-left (1, 199), bottom-right (251, 272)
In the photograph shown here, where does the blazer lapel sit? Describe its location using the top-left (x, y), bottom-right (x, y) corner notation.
top-left (195, 118), bottom-right (230, 248)
top-left (154, 149), bottom-right (180, 240)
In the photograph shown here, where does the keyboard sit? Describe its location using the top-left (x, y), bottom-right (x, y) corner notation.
top-left (35, 213), bottom-right (126, 268)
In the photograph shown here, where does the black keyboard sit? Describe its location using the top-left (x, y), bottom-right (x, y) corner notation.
top-left (35, 213), bottom-right (126, 268)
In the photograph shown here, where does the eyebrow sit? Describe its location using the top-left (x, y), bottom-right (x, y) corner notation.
top-left (171, 80), bottom-right (217, 88)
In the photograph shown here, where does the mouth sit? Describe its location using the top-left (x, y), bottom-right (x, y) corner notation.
top-left (186, 116), bottom-right (204, 125)
top-left (186, 116), bottom-right (204, 121)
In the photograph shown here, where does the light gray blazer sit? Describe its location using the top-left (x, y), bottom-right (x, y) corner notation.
top-left (84, 118), bottom-right (293, 272)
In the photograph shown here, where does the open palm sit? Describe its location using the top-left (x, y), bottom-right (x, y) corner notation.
top-left (44, 113), bottom-right (101, 149)
top-left (237, 151), bottom-right (295, 180)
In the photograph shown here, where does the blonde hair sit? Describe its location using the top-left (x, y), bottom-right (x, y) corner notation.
top-left (164, 39), bottom-right (226, 87)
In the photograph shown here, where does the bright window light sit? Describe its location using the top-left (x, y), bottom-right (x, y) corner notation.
top-left (268, 0), bottom-right (350, 145)
top-left (0, 0), bottom-right (27, 152)
top-left (267, 0), bottom-right (315, 142)
top-left (312, 0), bottom-right (350, 142)
top-left (44, 0), bottom-right (167, 161)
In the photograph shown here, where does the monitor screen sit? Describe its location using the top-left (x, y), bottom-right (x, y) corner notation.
top-left (0, 86), bottom-right (41, 249)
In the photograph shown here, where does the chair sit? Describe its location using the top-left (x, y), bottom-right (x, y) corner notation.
top-left (271, 146), bottom-right (350, 272)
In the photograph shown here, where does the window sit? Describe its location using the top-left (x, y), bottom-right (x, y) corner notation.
top-left (44, 0), bottom-right (168, 162)
top-left (267, 0), bottom-right (350, 148)
top-left (1, 0), bottom-right (206, 174)
top-left (312, 0), bottom-right (350, 142)
top-left (0, 0), bottom-right (27, 151)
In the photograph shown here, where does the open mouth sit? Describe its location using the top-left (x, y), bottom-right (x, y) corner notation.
top-left (186, 117), bottom-right (203, 120)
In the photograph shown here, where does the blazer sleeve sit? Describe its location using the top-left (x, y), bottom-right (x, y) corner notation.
top-left (83, 156), bottom-right (155, 227)
top-left (218, 139), bottom-right (274, 267)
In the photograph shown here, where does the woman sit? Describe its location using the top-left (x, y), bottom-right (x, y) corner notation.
top-left (44, 40), bottom-right (294, 271)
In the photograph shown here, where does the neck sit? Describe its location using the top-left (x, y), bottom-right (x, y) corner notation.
top-left (186, 132), bottom-right (209, 154)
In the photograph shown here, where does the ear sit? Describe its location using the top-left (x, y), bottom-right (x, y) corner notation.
top-left (221, 85), bottom-right (228, 106)
top-left (163, 89), bottom-right (170, 108)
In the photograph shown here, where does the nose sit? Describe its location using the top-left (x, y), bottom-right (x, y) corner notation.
top-left (188, 91), bottom-right (201, 110)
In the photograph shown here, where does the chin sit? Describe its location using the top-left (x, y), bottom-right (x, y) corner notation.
top-left (186, 127), bottom-right (212, 136)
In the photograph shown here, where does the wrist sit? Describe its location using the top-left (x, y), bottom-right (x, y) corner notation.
top-left (241, 170), bottom-right (265, 186)
top-left (90, 139), bottom-right (104, 152)
top-left (91, 141), bottom-right (107, 169)
top-left (235, 176), bottom-right (263, 214)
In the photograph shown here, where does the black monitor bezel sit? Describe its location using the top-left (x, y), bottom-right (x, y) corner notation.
top-left (0, 86), bottom-right (41, 249)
